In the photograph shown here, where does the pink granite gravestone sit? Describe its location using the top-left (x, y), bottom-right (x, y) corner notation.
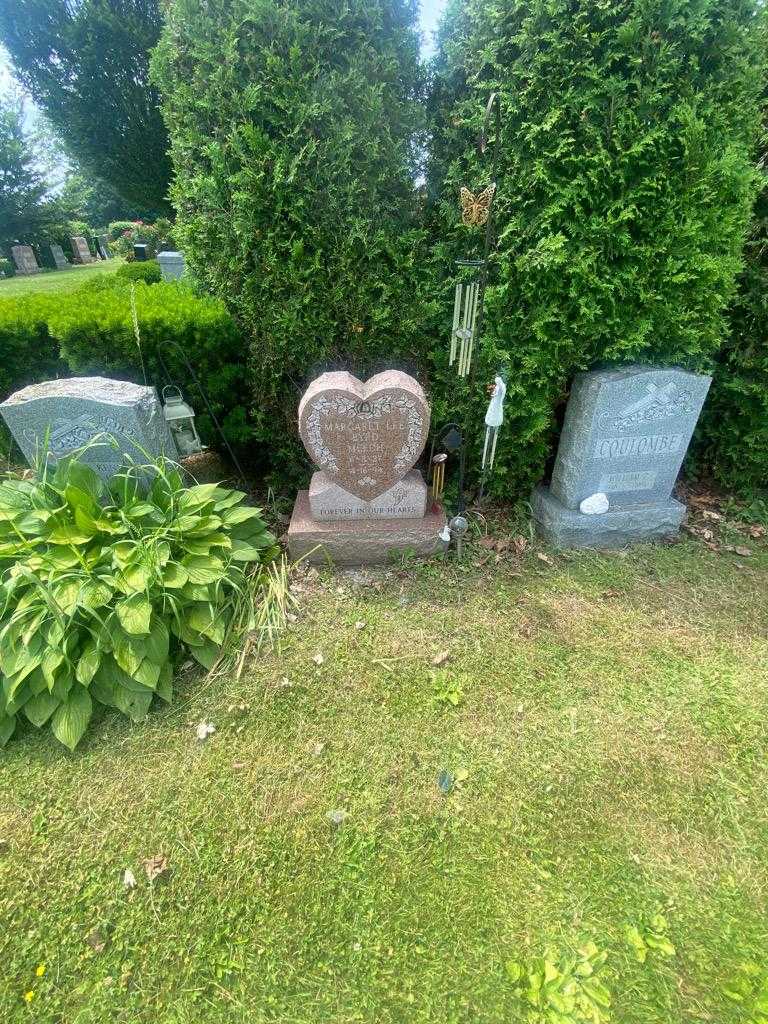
top-left (288, 370), bottom-right (446, 565)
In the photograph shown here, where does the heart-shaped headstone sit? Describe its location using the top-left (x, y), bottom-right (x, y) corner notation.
top-left (298, 370), bottom-right (430, 501)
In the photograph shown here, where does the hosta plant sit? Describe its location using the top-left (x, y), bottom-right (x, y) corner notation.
top-left (0, 458), bottom-right (278, 750)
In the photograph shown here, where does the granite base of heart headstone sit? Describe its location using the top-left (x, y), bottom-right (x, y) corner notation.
top-left (287, 370), bottom-right (446, 565)
top-left (11, 244), bottom-right (40, 275)
top-left (532, 365), bottom-right (711, 548)
top-left (0, 377), bottom-right (177, 482)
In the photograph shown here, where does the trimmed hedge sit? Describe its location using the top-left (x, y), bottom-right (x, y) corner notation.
top-left (115, 259), bottom-right (162, 285)
top-left (0, 283), bottom-right (252, 455)
top-left (152, 0), bottom-right (431, 485)
top-left (427, 0), bottom-right (765, 497)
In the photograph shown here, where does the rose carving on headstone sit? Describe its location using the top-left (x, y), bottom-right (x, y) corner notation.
top-left (298, 370), bottom-right (430, 501)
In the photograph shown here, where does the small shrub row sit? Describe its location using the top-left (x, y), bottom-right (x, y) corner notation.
top-left (115, 259), bottom-right (162, 285)
top-left (0, 458), bottom-right (278, 749)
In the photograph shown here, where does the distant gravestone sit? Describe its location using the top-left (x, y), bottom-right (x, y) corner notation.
top-left (0, 377), bottom-right (177, 482)
top-left (10, 244), bottom-right (40, 275)
top-left (532, 365), bottom-right (712, 548)
top-left (97, 234), bottom-right (112, 259)
top-left (133, 243), bottom-right (150, 261)
top-left (70, 236), bottom-right (94, 264)
top-left (157, 251), bottom-right (185, 281)
top-left (48, 244), bottom-right (69, 270)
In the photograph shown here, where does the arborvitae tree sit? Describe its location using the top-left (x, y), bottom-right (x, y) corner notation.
top-left (152, 0), bottom-right (429, 482)
top-left (0, 0), bottom-right (171, 215)
top-left (427, 0), bottom-right (765, 498)
top-left (0, 96), bottom-right (66, 251)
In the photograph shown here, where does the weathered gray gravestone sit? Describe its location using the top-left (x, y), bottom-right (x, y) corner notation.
top-left (10, 244), bottom-right (40, 275)
top-left (47, 244), bottom-right (69, 270)
top-left (97, 235), bottom-right (112, 259)
top-left (287, 370), bottom-right (446, 564)
top-left (532, 365), bottom-right (711, 548)
top-left (0, 377), bottom-right (177, 482)
top-left (70, 236), bottom-right (94, 264)
top-left (157, 251), bottom-right (185, 281)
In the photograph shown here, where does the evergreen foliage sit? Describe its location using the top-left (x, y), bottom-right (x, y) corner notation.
top-left (427, 0), bottom-right (765, 497)
top-left (0, 0), bottom-right (172, 215)
top-left (697, 169), bottom-right (768, 495)
top-left (151, 0), bottom-right (431, 483)
top-left (0, 96), bottom-right (67, 252)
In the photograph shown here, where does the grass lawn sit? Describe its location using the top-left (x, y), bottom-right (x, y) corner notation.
top-left (0, 259), bottom-right (122, 298)
top-left (1, 531), bottom-right (767, 1022)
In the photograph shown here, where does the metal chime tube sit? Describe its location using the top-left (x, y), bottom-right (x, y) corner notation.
top-left (450, 285), bottom-right (462, 366)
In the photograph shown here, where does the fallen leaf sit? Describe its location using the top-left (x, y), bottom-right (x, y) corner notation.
top-left (724, 545), bottom-right (753, 557)
top-left (309, 741), bottom-right (326, 757)
top-left (478, 536), bottom-right (498, 550)
top-left (286, 612), bottom-right (298, 623)
top-left (512, 535), bottom-right (529, 555)
top-left (748, 524), bottom-right (766, 538)
top-left (326, 809), bottom-right (347, 827)
top-left (232, 761), bottom-right (248, 770)
top-left (354, 620), bottom-right (366, 630)
top-left (142, 854), bottom-right (171, 884)
top-left (312, 652), bottom-right (324, 666)
top-left (537, 552), bottom-right (554, 565)
top-left (122, 869), bottom-right (137, 890)
top-left (701, 509), bottom-right (724, 522)
top-left (195, 721), bottom-right (216, 741)
top-left (278, 676), bottom-right (293, 689)
top-left (454, 767), bottom-right (469, 782)
top-left (86, 926), bottom-right (107, 953)
top-left (432, 651), bottom-right (450, 667)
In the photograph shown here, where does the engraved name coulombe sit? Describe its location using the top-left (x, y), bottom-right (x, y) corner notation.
top-left (593, 433), bottom-right (682, 460)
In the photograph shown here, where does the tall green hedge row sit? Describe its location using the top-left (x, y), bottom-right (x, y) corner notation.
top-left (425, 0), bottom-right (765, 497)
top-left (695, 173), bottom-right (768, 492)
top-left (151, 0), bottom-right (435, 485)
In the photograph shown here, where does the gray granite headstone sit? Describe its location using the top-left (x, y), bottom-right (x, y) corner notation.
top-left (0, 377), bottom-right (177, 481)
top-left (97, 234), bottom-right (112, 259)
top-left (11, 244), bottom-right (40, 275)
top-left (48, 244), bottom-right (69, 270)
top-left (70, 236), bottom-right (94, 264)
top-left (157, 251), bottom-right (185, 281)
top-left (532, 365), bottom-right (711, 548)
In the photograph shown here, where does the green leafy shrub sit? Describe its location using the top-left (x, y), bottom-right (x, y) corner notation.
top-left (46, 282), bottom-right (253, 450)
top-left (108, 220), bottom-right (140, 241)
top-left (505, 942), bottom-right (611, 1023)
top-left (0, 257), bottom-right (15, 278)
top-left (152, 0), bottom-right (432, 486)
top-left (0, 458), bottom-right (278, 750)
top-left (427, 0), bottom-right (765, 498)
top-left (115, 259), bottom-right (162, 285)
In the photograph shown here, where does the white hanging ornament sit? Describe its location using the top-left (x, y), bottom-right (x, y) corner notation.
top-left (482, 376), bottom-right (507, 471)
